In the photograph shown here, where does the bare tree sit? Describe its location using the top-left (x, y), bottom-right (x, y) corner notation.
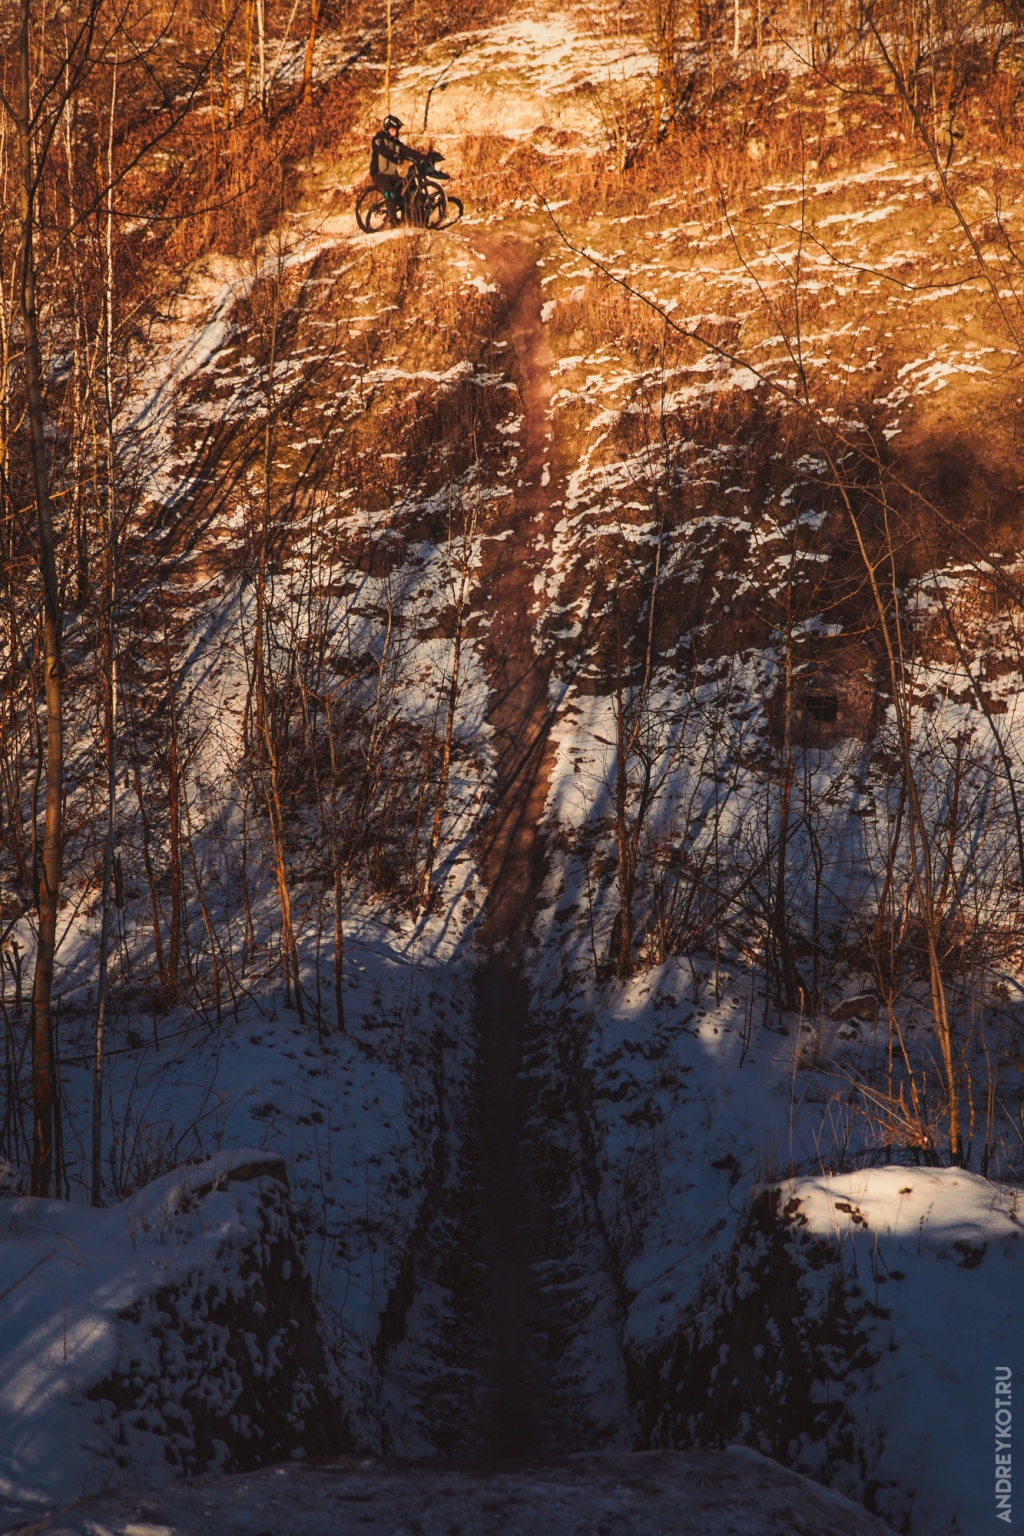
top-left (0, 0), bottom-right (99, 1195)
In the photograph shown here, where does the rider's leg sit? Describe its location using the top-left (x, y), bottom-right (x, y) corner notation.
top-left (372, 174), bottom-right (403, 226)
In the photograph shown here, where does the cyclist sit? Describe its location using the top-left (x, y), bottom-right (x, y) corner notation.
top-left (369, 114), bottom-right (425, 226)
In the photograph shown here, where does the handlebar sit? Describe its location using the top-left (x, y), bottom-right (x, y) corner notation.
top-left (407, 156), bottom-right (449, 182)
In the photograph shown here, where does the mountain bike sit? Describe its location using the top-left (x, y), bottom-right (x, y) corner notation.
top-left (355, 151), bottom-right (464, 233)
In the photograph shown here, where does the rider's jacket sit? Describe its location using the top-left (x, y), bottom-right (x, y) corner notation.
top-left (370, 131), bottom-right (420, 181)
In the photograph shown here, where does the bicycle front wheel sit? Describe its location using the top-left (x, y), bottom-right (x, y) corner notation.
top-left (356, 188), bottom-right (390, 233)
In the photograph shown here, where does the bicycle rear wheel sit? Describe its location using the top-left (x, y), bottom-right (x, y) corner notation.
top-left (423, 186), bottom-right (448, 228)
top-left (441, 196), bottom-right (464, 228)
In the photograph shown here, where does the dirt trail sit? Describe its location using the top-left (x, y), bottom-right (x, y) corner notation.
top-left (469, 234), bottom-right (560, 948)
top-left (468, 233), bottom-right (630, 1457)
top-left (376, 232), bottom-right (628, 1458)
top-left (469, 236), bottom-right (565, 1456)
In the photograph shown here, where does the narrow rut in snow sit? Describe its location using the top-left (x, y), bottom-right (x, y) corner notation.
top-left (472, 235), bottom-right (631, 1457)
top-left (375, 233), bottom-right (631, 1457)
top-left (470, 235), bottom-right (564, 1457)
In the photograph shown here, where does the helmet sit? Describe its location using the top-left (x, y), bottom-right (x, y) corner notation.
top-left (383, 114), bottom-right (403, 132)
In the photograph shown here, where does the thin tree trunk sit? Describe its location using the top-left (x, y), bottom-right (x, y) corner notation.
top-left (323, 689), bottom-right (344, 1031)
top-left (384, 0), bottom-right (393, 114)
top-left (333, 850), bottom-right (344, 1029)
top-left (253, 260), bottom-right (304, 1023)
top-left (244, 0), bottom-right (254, 108)
top-left (92, 652), bottom-right (116, 1204)
top-left (421, 530), bottom-right (471, 902)
top-left (221, 0), bottom-right (234, 125)
top-left (17, 0), bottom-right (62, 1199)
top-left (182, 787), bottom-right (225, 1027)
top-left (131, 752), bottom-right (167, 989)
top-left (92, 64), bottom-right (118, 1207)
top-left (239, 789), bottom-right (256, 965)
top-left (772, 592), bottom-right (801, 1012)
top-left (303, 0), bottom-right (319, 104)
top-left (256, 0), bottom-right (266, 114)
top-left (614, 666), bottom-right (635, 976)
top-left (613, 474), bottom-right (665, 977)
top-left (164, 621), bottom-right (183, 994)
top-left (835, 474), bottom-right (963, 1163)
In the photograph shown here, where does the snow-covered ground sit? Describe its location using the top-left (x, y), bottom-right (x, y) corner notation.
top-left (0, 1153), bottom-right (323, 1525)
top-left (18, 1448), bottom-right (898, 1535)
top-left (774, 1167), bottom-right (1024, 1534)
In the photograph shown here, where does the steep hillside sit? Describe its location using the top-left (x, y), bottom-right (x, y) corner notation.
top-left (3, 0), bottom-right (1024, 1531)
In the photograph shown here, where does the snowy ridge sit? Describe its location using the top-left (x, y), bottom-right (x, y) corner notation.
top-left (0, 1153), bottom-right (330, 1524)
